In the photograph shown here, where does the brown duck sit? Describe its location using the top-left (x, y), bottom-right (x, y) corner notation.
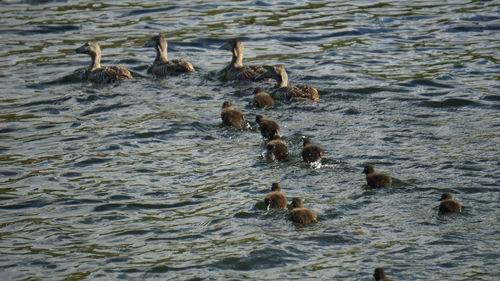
top-left (438, 193), bottom-right (462, 214)
top-left (302, 138), bottom-right (325, 163)
top-left (362, 165), bottom-right (392, 188)
top-left (290, 197), bottom-right (317, 225)
top-left (219, 39), bottom-right (268, 81)
top-left (255, 64), bottom-right (319, 101)
top-left (75, 41), bottom-right (132, 84)
top-left (264, 183), bottom-right (287, 209)
top-left (253, 87), bottom-right (275, 108)
top-left (255, 115), bottom-right (280, 140)
top-left (221, 101), bottom-right (245, 127)
top-left (143, 35), bottom-right (195, 76)
top-left (373, 268), bottom-right (396, 281)
top-left (266, 136), bottom-right (288, 160)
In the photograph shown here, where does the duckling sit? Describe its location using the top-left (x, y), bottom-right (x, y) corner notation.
top-left (290, 197), bottom-right (317, 225)
top-left (264, 182), bottom-right (287, 209)
top-left (254, 64), bottom-right (319, 101)
top-left (362, 165), bottom-right (392, 188)
top-left (143, 35), bottom-right (195, 76)
top-left (438, 193), bottom-right (462, 214)
top-left (75, 41), bottom-right (132, 84)
top-left (219, 39), bottom-right (268, 81)
top-left (252, 87), bottom-right (275, 108)
top-left (373, 268), bottom-right (395, 281)
top-left (266, 136), bottom-right (288, 160)
top-left (255, 114), bottom-right (280, 140)
top-left (221, 101), bottom-right (245, 127)
top-left (301, 138), bottom-right (325, 164)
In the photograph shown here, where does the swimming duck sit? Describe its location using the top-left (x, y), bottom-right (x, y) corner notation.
top-left (290, 197), bottom-right (317, 225)
top-left (373, 268), bottom-right (395, 281)
top-left (221, 101), bottom-right (245, 127)
top-left (438, 193), bottom-right (462, 214)
top-left (266, 136), bottom-right (288, 160)
top-left (264, 183), bottom-right (287, 209)
top-left (362, 165), bottom-right (392, 188)
top-left (302, 138), bottom-right (325, 164)
top-left (143, 35), bottom-right (195, 76)
top-left (255, 115), bottom-right (280, 140)
top-left (254, 64), bottom-right (320, 101)
top-left (252, 87), bottom-right (275, 108)
top-left (219, 39), bottom-right (268, 81)
top-left (75, 41), bottom-right (133, 84)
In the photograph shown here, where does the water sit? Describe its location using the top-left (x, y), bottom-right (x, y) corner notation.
top-left (0, 1), bottom-right (499, 280)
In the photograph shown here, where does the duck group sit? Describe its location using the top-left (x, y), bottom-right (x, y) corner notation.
top-left (72, 35), bottom-right (464, 279)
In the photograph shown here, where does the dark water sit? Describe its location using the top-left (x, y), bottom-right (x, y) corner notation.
top-left (1, 1), bottom-right (499, 280)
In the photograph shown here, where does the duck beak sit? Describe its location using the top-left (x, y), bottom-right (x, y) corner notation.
top-left (74, 45), bottom-right (86, 54)
top-left (143, 39), bottom-right (154, 48)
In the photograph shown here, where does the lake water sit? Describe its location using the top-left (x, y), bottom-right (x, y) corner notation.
top-left (0, 1), bottom-right (499, 280)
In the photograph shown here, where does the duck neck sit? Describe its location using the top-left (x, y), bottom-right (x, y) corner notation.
top-left (231, 47), bottom-right (244, 68)
top-left (155, 44), bottom-right (168, 63)
top-left (277, 71), bottom-right (288, 88)
top-left (89, 51), bottom-right (101, 71)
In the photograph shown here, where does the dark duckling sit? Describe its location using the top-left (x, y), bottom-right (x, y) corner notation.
top-left (374, 268), bottom-right (395, 281)
top-left (290, 197), bottom-right (317, 225)
top-left (253, 87), bottom-right (275, 108)
top-left (362, 165), bottom-right (392, 188)
top-left (255, 114), bottom-right (280, 140)
top-left (264, 182), bottom-right (287, 209)
top-left (143, 34), bottom-right (195, 76)
top-left (254, 64), bottom-right (319, 101)
top-left (266, 136), bottom-right (288, 160)
top-left (438, 193), bottom-right (462, 214)
top-left (221, 101), bottom-right (245, 127)
top-left (75, 41), bottom-right (133, 84)
top-left (301, 138), bottom-right (325, 164)
top-left (219, 39), bottom-right (268, 81)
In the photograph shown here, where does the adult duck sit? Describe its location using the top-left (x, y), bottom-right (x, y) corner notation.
top-left (75, 41), bottom-right (132, 84)
top-left (219, 39), bottom-right (268, 81)
top-left (255, 64), bottom-right (319, 101)
top-left (143, 34), bottom-right (195, 76)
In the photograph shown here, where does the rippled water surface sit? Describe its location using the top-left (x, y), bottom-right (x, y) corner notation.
top-left (1, 1), bottom-right (499, 280)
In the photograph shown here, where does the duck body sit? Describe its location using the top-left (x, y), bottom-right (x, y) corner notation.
top-left (266, 137), bottom-right (288, 160)
top-left (290, 197), bottom-right (317, 225)
top-left (362, 165), bottom-right (392, 188)
top-left (75, 41), bottom-right (132, 84)
top-left (221, 101), bottom-right (245, 127)
top-left (255, 65), bottom-right (319, 101)
top-left (264, 183), bottom-right (287, 209)
top-left (255, 115), bottom-right (280, 140)
top-left (219, 39), bottom-right (268, 81)
top-left (253, 87), bottom-right (275, 108)
top-left (301, 138), bottom-right (325, 163)
top-left (438, 193), bottom-right (462, 214)
top-left (144, 35), bottom-right (195, 77)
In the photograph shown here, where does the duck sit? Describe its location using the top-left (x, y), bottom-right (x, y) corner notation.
top-left (438, 193), bottom-right (462, 214)
top-left (143, 34), bottom-right (195, 76)
top-left (74, 41), bottom-right (133, 84)
top-left (253, 87), bottom-right (275, 108)
top-left (254, 64), bottom-right (320, 101)
top-left (255, 115), bottom-right (280, 140)
top-left (373, 268), bottom-right (395, 281)
top-left (290, 197), bottom-right (317, 225)
top-left (301, 138), bottom-right (325, 164)
top-left (221, 101), bottom-right (245, 127)
top-left (266, 136), bottom-right (288, 160)
top-left (362, 165), bottom-right (392, 188)
top-left (219, 39), bottom-right (268, 81)
top-left (264, 183), bottom-right (287, 209)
